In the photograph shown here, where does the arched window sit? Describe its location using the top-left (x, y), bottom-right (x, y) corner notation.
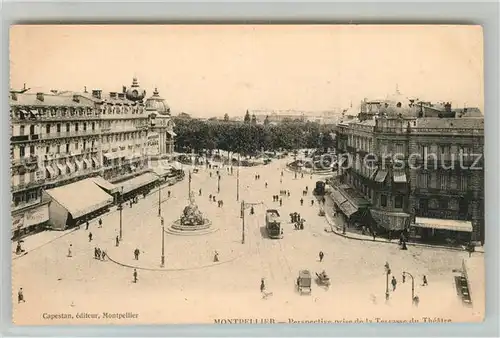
top-left (29, 125), bottom-right (35, 135)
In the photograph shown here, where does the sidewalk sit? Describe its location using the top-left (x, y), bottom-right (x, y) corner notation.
top-left (11, 179), bottom-right (183, 260)
top-left (322, 200), bottom-right (484, 254)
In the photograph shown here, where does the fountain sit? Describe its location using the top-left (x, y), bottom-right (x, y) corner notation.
top-left (169, 191), bottom-right (215, 235)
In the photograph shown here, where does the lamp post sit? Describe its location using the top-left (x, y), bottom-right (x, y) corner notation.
top-left (158, 183), bottom-right (162, 217)
top-left (188, 170), bottom-right (192, 195)
top-left (218, 174), bottom-right (221, 193)
top-left (403, 271), bottom-right (416, 304)
top-left (160, 217), bottom-right (165, 267)
top-left (384, 262), bottom-right (391, 300)
top-left (118, 187), bottom-right (124, 241)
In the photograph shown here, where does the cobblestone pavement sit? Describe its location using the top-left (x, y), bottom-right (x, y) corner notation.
top-left (12, 158), bottom-right (481, 324)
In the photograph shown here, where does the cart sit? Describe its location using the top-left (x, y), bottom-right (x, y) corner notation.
top-left (316, 272), bottom-right (331, 286)
top-left (297, 270), bottom-right (312, 294)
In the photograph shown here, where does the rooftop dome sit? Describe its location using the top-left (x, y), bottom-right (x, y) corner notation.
top-left (145, 88), bottom-right (171, 115)
top-left (125, 77), bottom-right (146, 102)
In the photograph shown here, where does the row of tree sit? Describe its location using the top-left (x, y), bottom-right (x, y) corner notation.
top-left (173, 117), bottom-right (336, 155)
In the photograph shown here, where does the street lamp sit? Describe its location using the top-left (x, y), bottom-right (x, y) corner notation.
top-left (160, 217), bottom-right (165, 267)
top-left (240, 201), bottom-right (245, 244)
top-left (218, 174), bottom-right (221, 193)
top-left (236, 154), bottom-right (240, 201)
top-left (158, 183), bottom-right (162, 217)
top-left (402, 271), bottom-right (417, 305)
top-left (118, 186), bottom-right (124, 241)
top-left (384, 262), bottom-right (391, 300)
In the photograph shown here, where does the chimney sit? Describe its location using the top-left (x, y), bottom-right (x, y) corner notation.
top-left (23, 83), bottom-right (26, 90)
top-left (84, 86), bottom-right (88, 93)
top-left (92, 89), bottom-right (102, 99)
top-left (110, 92), bottom-right (117, 99)
top-left (118, 93), bottom-right (125, 100)
top-left (122, 86), bottom-right (127, 93)
top-left (11, 92), bottom-right (17, 101)
top-left (444, 102), bottom-right (452, 112)
top-left (73, 94), bottom-right (80, 103)
top-left (36, 92), bottom-right (44, 101)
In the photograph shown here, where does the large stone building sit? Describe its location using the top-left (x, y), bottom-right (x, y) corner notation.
top-left (333, 92), bottom-right (484, 244)
top-left (10, 77), bottom-right (176, 237)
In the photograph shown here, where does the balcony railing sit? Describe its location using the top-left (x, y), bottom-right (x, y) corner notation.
top-left (42, 130), bottom-right (100, 139)
top-left (11, 154), bottom-right (38, 166)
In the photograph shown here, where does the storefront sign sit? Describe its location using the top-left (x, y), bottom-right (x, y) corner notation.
top-left (146, 132), bottom-right (160, 156)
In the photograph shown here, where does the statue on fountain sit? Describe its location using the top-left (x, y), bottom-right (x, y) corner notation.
top-left (180, 191), bottom-right (205, 226)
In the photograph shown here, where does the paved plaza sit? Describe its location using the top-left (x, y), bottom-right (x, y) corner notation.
top-left (12, 158), bottom-right (481, 324)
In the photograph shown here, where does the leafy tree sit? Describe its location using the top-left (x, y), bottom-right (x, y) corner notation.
top-left (244, 110), bottom-right (251, 124)
top-left (223, 113), bottom-right (229, 121)
top-left (263, 115), bottom-right (270, 126)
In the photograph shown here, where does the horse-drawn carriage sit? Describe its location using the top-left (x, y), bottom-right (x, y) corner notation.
top-left (297, 270), bottom-right (312, 294)
top-left (315, 271), bottom-right (331, 287)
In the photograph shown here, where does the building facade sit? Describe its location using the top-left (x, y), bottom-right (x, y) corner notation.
top-left (10, 77), bottom-right (176, 236)
top-left (334, 96), bottom-right (484, 244)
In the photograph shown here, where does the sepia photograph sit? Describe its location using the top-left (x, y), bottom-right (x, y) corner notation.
top-left (9, 24), bottom-right (484, 325)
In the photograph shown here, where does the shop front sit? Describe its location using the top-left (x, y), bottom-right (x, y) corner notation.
top-left (370, 209), bottom-right (411, 238)
top-left (115, 172), bottom-right (159, 200)
top-left (411, 217), bottom-right (473, 245)
top-left (328, 184), bottom-right (370, 230)
top-left (11, 203), bottom-right (50, 240)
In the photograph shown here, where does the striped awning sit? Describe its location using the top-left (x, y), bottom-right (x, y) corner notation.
top-left (393, 170), bottom-right (407, 183)
top-left (56, 163), bottom-right (67, 173)
top-left (329, 187), bottom-right (347, 206)
top-left (46, 166), bottom-right (56, 177)
top-left (83, 158), bottom-right (92, 168)
top-left (374, 170), bottom-right (388, 183)
top-left (339, 201), bottom-right (358, 217)
top-left (75, 159), bottom-right (84, 171)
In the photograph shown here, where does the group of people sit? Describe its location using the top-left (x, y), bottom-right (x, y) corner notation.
top-left (93, 246), bottom-right (107, 261)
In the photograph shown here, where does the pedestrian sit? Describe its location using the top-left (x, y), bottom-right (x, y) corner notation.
top-left (265, 182), bottom-right (268, 188)
top-left (311, 199), bottom-right (314, 206)
top-left (281, 171), bottom-right (283, 177)
top-left (213, 251), bottom-right (219, 262)
top-left (213, 196), bottom-right (216, 202)
top-left (300, 198), bottom-right (304, 206)
top-left (279, 198), bottom-right (283, 207)
top-left (287, 191), bottom-right (290, 197)
top-left (260, 278), bottom-right (265, 293)
top-left (402, 273), bottom-right (406, 283)
top-left (391, 276), bottom-right (397, 291)
top-left (96, 247), bottom-right (102, 260)
top-left (101, 250), bottom-right (106, 261)
top-left (372, 232), bottom-right (376, 241)
top-left (301, 173), bottom-right (304, 178)
top-left (67, 244), bottom-right (73, 258)
top-left (134, 248), bottom-right (140, 260)
top-left (18, 288), bottom-right (25, 303)
top-left (210, 172), bottom-right (212, 178)
top-left (133, 269), bottom-right (138, 283)
top-left (86, 221), bottom-right (89, 230)
top-left (209, 194), bottom-right (212, 200)
top-left (98, 218), bottom-right (102, 228)
top-left (94, 247), bottom-right (99, 259)
top-left (319, 251), bottom-right (324, 262)
top-left (88, 232), bottom-right (93, 242)
top-left (199, 188), bottom-right (202, 196)
top-left (422, 275), bottom-right (428, 286)
top-left (168, 190), bottom-right (171, 198)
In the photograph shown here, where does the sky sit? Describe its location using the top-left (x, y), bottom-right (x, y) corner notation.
top-left (10, 25), bottom-right (484, 117)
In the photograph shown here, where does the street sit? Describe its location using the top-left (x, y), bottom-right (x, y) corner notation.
top-left (12, 158), bottom-right (479, 324)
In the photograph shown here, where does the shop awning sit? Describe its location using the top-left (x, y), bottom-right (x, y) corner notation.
top-left (329, 187), bottom-right (347, 206)
top-left (56, 163), bottom-right (67, 174)
top-left (374, 170), bottom-right (388, 183)
top-left (83, 158), bottom-right (92, 168)
top-left (29, 110), bottom-right (38, 118)
top-left (168, 130), bottom-right (177, 137)
top-left (23, 203), bottom-right (49, 227)
top-left (116, 172), bottom-right (159, 195)
top-left (46, 166), bottom-right (56, 177)
top-left (339, 201), bottom-right (358, 217)
top-left (169, 161), bottom-right (183, 170)
top-left (413, 217), bottom-right (473, 232)
top-left (66, 160), bottom-right (76, 173)
top-left (44, 178), bottom-right (113, 219)
top-left (91, 176), bottom-right (118, 194)
top-left (104, 152), bottom-right (125, 160)
top-left (393, 170), bottom-right (407, 183)
top-left (371, 209), bottom-right (410, 231)
top-left (152, 167), bottom-right (172, 177)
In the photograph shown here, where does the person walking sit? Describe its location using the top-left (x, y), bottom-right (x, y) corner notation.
top-left (213, 251), bottom-right (219, 262)
top-left (391, 276), bottom-right (397, 291)
top-left (67, 244), bottom-right (73, 258)
top-left (279, 198), bottom-right (283, 207)
top-left (94, 247), bottom-right (99, 259)
top-left (319, 251), bottom-right (324, 262)
top-left (18, 288), bottom-right (26, 303)
top-left (134, 248), bottom-right (140, 260)
top-left (167, 190), bottom-right (171, 198)
top-left (133, 269), bottom-right (138, 283)
top-left (96, 247), bottom-right (102, 260)
top-left (265, 182), bottom-right (268, 188)
top-left (115, 236), bottom-right (119, 247)
top-left (422, 275), bottom-right (428, 286)
top-left (88, 232), bottom-right (93, 242)
top-left (101, 250), bottom-right (106, 261)
top-left (311, 199), bottom-right (314, 206)
top-left (199, 188), bottom-right (202, 196)
top-left (98, 218), bottom-right (103, 228)
top-left (402, 273), bottom-right (406, 283)
top-left (85, 221), bottom-right (89, 230)
top-left (260, 278), bottom-right (265, 293)
top-left (300, 198), bottom-right (304, 206)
